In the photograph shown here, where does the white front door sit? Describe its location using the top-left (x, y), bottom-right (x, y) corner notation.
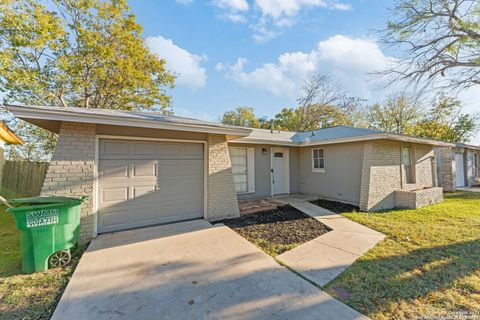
top-left (272, 148), bottom-right (290, 195)
top-left (455, 153), bottom-right (465, 187)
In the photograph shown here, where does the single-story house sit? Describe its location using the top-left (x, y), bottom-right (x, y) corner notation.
top-left (8, 104), bottom-right (453, 241)
top-left (435, 144), bottom-right (480, 191)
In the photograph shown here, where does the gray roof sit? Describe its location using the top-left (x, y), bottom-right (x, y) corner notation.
top-left (455, 143), bottom-right (480, 151)
top-left (8, 104), bottom-right (238, 129)
top-left (292, 126), bottom-right (384, 143)
top-left (7, 104), bottom-right (455, 147)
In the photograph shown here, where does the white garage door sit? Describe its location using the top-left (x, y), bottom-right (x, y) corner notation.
top-left (455, 153), bottom-right (465, 187)
top-left (98, 139), bottom-right (204, 233)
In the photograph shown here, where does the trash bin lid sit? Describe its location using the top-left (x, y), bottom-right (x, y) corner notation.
top-left (8, 196), bottom-right (87, 206)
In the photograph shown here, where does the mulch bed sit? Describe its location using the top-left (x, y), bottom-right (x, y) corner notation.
top-left (310, 199), bottom-right (360, 214)
top-left (219, 205), bottom-right (330, 256)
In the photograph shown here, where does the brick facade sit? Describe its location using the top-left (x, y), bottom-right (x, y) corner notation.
top-left (41, 125), bottom-right (241, 241)
top-left (437, 147), bottom-right (456, 191)
top-left (395, 187), bottom-right (443, 209)
top-left (436, 146), bottom-right (480, 191)
top-left (206, 134), bottom-right (240, 221)
top-left (360, 140), bottom-right (437, 211)
top-left (41, 122), bottom-right (96, 241)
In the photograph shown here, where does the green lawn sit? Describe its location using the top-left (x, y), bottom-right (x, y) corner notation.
top-left (0, 206), bottom-right (86, 320)
top-left (326, 192), bottom-right (480, 319)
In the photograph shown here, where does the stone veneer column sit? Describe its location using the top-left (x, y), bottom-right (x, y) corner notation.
top-left (207, 134), bottom-right (240, 221)
top-left (438, 147), bottom-right (455, 192)
top-left (42, 122), bottom-right (96, 241)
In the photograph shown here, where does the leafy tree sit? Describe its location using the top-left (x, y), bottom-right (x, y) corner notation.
top-left (382, 0), bottom-right (480, 91)
top-left (366, 93), bottom-right (478, 143)
top-left (274, 75), bottom-right (362, 131)
top-left (411, 96), bottom-right (478, 143)
top-left (366, 94), bottom-right (422, 134)
top-left (221, 107), bottom-right (262, 128)
top-left (0, 0), bottom-right (175, 160)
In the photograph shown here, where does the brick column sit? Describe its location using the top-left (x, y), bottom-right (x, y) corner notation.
top-left (207, 134), bottom-right (240, 221)
top-left (438, 147), bottom-right (455, 192)
top-left (359, 140), bottom-right (402, 211)
top-left (42, 122), bottom-right (96, 241)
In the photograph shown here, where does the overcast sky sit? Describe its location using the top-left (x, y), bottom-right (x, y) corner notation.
top-left (129, 0), bottom-right (480, 144)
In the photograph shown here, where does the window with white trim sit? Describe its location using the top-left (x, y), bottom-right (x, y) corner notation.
top-left (229, 147), bottom-right (255, 193)
top-left (312, 148), bottom-right (325, 172)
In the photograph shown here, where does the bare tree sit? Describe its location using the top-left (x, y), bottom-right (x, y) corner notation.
top-left (382, 0), bottom-right (480, 91)
top-left (274, 74), bottom-right (363, 131)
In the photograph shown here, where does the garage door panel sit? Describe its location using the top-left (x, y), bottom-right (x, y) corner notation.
top-left (98, 139), bottom-right (204, 233)
top-left (102, 187), bottom-right (128, 204)
top-left (133, 142), bottom-right (156, 155)
top-left (157, 160), bottom-right (203, 178)
top-left (133, 161), bottom-right (156, 177)
top-left (99, 161), bottom-right (129, 178)
top-left (133, 185), bottom-right (156, 198)
top-left (101, 140), bottom-right (129, 156)
top-left (99, 209), bottom-right (129, 231)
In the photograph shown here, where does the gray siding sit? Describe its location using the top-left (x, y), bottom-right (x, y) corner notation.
top-left (299, 142), bottom-right (364, 204)
top-left (230, 144), bottom-right (300, 200)
top-left (289, 147), bottom-right (301, 194)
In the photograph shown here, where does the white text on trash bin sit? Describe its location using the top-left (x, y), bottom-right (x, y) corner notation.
top-left (26, 209), bottom-right (59, 228)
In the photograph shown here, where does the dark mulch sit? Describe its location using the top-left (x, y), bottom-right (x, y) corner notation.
top-left (310, 199), bottom-right (360, 214)
top-left (219, 205), bottom-right (330, 256)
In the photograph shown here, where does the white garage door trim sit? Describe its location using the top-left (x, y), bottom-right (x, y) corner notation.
top-left (92, 135), bottom-right (208, 237)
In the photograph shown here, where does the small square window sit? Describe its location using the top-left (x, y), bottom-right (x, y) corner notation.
top-left (312, 148), bottom-right (325, 172)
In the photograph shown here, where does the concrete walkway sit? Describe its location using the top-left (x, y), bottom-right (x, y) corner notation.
top-left (458, 186), bottom-right (480, 193)
top-left (52, 220), bottom-right (367, 320)
top-left (274, 196), bottom-right (385, 287)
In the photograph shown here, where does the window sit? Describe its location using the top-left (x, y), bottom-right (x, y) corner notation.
top-left (229, 147), bottom-right (255, 193)
top-left (312, 148), bottom-right (325, 172)
top-left (402, 145), bottom-right (415, 184)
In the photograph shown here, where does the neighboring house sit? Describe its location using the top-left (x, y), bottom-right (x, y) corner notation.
top-left (0, 122), bottom-right (24, 186)
top-left (8, 105), bottom-right (452, 241)
top-left (435, 144), bottom-right (480, 191)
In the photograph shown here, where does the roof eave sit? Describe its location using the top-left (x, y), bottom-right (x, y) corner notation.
top-left (7, 105), bottom-right (251, 137)
top-left (382, 133), bottom-right (455, 147)
top-left (229, 137), bottom-right (297, 146)
top-left (232, 132), bottom-right (457, 147)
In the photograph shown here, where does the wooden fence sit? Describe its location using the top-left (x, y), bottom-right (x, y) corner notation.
top-left (1, 161), bottom-right (49, 197)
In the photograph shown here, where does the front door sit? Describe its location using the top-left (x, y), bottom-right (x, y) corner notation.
top-left (272, 148), bottom-right (290, 195)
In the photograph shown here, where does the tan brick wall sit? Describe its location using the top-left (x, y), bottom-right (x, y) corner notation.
top-left (42, 122), bottom-right (96, 241)
top-left (360, 140), bottom-right (437, 211)
top-left (207, 134), bottom-right (240, 221)
top-left (395, 187), bottom-right (443, 209)
top-left (437, 147), bottom-right (456, 192)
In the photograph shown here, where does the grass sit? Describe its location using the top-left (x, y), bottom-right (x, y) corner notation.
top-left (325, 191), bottom-right (480, 319)
top-left (0, 205), bottom-right (86, 320)
top-left (221, 205), bottom-right (330, 256)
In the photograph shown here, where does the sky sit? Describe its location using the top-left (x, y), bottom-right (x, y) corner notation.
top-left (128, 0), bottom-right (480, 144)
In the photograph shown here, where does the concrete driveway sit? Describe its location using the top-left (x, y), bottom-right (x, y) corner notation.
top-left (52, 220), bottom-right (366, 320)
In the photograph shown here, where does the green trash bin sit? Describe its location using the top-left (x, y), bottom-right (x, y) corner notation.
top-left (6, 196), bottom-right (87, 274)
